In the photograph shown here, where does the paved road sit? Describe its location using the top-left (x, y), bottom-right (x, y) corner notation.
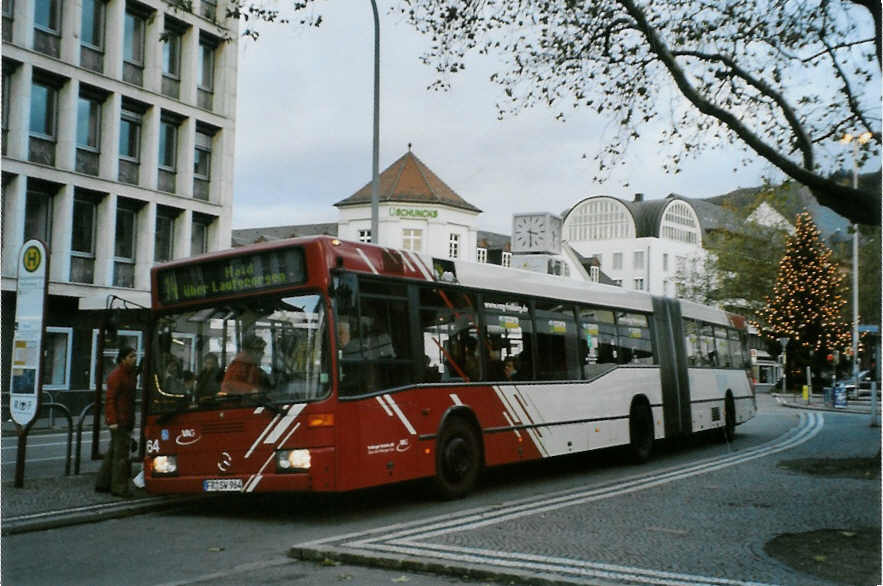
top-left (1, 428), bottom-right (113, 478)
top-left (2, 395), bottom-right (879, 585)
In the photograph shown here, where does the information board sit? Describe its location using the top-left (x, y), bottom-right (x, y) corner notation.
top-left (10, 240), bottom-right (48, 426)
top-left (157, 248), bottom-right (306, 305)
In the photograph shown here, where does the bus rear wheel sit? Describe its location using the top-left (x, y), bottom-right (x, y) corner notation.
top-left (629, 402), bottom-right (654, 464)
top-left (433, 418), bottom-right (481, 499)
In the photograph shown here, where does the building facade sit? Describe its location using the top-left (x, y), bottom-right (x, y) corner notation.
top-left (233, 149), bottom-right (514, 267)
top-left (334, 149), bottom-right (484, 262)
top-left (2, 0), bottom-right (237, 410)
top-left (562, 194), bottom-right (709, 296)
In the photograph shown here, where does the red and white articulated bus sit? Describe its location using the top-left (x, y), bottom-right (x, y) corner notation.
top-left (144, 236), bottom-right (756, 498)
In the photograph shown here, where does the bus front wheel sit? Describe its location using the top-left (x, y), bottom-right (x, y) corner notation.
top-left (433, 417), bottom-right (481, 499)
top-left (629, 402), bottom-right (654, 464)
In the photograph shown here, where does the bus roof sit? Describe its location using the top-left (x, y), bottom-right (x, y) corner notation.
top-left (153, 235), bottom-right (740, 328)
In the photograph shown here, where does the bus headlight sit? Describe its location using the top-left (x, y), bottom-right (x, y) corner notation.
top-left (151, 455), bottom-right (178, 476)
top-left (276, 449), bottom-right (311, 472)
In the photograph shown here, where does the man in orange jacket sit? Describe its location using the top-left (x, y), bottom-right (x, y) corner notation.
top-left (95, 346), bottom-right (138, 497)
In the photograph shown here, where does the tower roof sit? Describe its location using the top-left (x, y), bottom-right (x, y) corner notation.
top-left (334, 149), bottom-right (482, 213)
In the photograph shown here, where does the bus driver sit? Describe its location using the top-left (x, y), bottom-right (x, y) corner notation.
top-left (221, 334), bottom-right (267, 395)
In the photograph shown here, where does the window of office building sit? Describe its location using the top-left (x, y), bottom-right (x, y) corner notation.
top-left (476, 247), bottom-right (487, 263)
top-left (81, 0), bottom-right (103, 48)
top-left (119, 107), bottom-right (141, 184)
top-left (76, 96), bottom-right (100, 150)
top-left (162, 29), bottom-right (180, 78)
top-left (33, 0), bottom-right (60, 56)
top-left (612, 252), bottom-right (623, 270)
top-left (29, 76), bottom-right (59, 164)
top-left (633, 277), bottom-right (644, 291)
top-left (155, 209), bottom-right (175, 262)
top-left (159, 120), bottom-right (177, 170)
top-left (76, 91), bottom-right (102, 175)
top-left (663, 253), bottom-right (669, 272)
top-left (358, 229), bottom-right (371, 243)
top-left (402, 228), bottom-right (422, 252)
top-left (71, 196), bottom-right (97, 283)
top-left (119, 109), bottom-right (140, 160)
top-left (29, 80), bottom-right (55, 138)
top-left (123, 8), bottom-right (145, 84)
top-left (191, 217), bottom-right (209, 256)
top-left (24, 187), bottom-right (52, 243)
top-left (80, 0), bottom-right (105, 71)
top-left (123, 10), bottom-right (144, 64)
top-left (501, 251), bottom-right (511, 268)
top-left (2, 0), bottom-right (13, 43)
top-left (633, 250), bottom-right (644, 270)
top-left (193, 127), bottom-right (214, 200)
top-left (90, 329), bottom-right (143, 389)
top-left (448, 233), bottom-right (459, 259)
top-left (34, 0), bottom-right (59, 31)
top-left (42, 327), bottom-right (72, 389)
top-left (113, 204), bottom-right (137, 287)
top-left (200, 0), bottom-right (217, 20)
top-left (161, 18), bottom-right (185, 98)
top-left (158, 116), bottom-right (178, 192)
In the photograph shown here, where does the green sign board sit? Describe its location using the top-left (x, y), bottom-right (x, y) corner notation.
top-left (389, 207), bottom-right (438, 218)
top-left (157, 248), bottom-right (306, 305)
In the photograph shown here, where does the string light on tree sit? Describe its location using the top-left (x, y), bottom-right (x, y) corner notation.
top-left (759, 212), bottom-right (851, 356)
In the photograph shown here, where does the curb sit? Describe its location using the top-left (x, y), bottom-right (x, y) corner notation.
top-left (1, 495), bottom-right (204, 536)
top-left (289, 544), bottom-right (602, 586)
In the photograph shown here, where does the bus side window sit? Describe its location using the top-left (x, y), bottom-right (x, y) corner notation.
top-left (616, 312), bottom-right (654, 365)
top-left (698, 323), bottom-right (716, 366)
top-left (577, 306), bottom-right (617, 379)
top-left (420, 287), bottom-right (479, 383)
top-left (683, 319), bottom-right (700, 366)
top-left (534, 301), bottom-right (579, 381)
top-left (714, 326), bottom-right (731, 368)
top-left (480, 294), bottom-right (531, 382)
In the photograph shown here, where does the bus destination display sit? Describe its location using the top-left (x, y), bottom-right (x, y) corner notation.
top-left (157, 248), bottom-right (306, 305)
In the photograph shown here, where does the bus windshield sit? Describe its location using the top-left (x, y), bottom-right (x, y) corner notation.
top-left (150, 293), bottom-right (330, 415)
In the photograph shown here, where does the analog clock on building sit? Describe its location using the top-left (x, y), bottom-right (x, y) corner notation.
top-left (512, 213), bottom-right (562, 254)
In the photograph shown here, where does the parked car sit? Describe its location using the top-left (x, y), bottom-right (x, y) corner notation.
top-left (843, 370), bottom-right (881, 399)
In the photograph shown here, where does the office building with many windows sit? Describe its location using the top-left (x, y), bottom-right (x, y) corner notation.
top-left (2, 0), bottom-right (237, 410)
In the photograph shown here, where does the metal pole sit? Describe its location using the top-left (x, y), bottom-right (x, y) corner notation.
top-left (370, 0), bottom-right (380, 244)
top-left (851, 140), bottom-right (860, 393)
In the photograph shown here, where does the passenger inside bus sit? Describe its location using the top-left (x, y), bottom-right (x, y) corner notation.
top-left (195, 353), bottom-right (223, 399)
top-left (220, 334), bottom-right (268, 395)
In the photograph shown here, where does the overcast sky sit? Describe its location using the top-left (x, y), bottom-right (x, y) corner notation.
top-left (233, 2), bottom-right (785, 235)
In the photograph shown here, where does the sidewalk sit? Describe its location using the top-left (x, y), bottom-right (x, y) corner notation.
top-left (772, 391), bottom-right (882, 418)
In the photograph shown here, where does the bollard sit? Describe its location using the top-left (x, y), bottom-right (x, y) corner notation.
top-left (75, 402), bottom-right (97, 475)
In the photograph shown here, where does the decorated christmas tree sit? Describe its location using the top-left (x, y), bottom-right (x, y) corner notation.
top-left (759, 213), bottom-right (851, 382)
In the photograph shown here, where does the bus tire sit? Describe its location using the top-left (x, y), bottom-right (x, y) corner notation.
top-left (629, 402), bottom-right (654, 464)
top-left (721, 393), bottom-right (736, 442)
top-left (433, 417), bottom-right (482, 499)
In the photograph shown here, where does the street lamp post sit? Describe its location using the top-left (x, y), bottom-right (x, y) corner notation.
top-left (840, 132), bottom-right (872, 396)
top-left (370, 0), bottom-right (380, 245)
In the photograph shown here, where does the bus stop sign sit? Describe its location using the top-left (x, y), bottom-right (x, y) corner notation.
top-left (10, 239), bottom-right (49, 426)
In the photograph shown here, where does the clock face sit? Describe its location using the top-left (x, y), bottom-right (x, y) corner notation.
top-left (513, 215), bottom-right (547, 252)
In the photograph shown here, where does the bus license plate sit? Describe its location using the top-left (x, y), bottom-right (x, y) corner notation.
top-left (203, 478), bottom-right (243, 492)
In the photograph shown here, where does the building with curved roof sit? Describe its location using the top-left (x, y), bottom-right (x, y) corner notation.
top-left (562, 193), bottom-right (710, 296)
